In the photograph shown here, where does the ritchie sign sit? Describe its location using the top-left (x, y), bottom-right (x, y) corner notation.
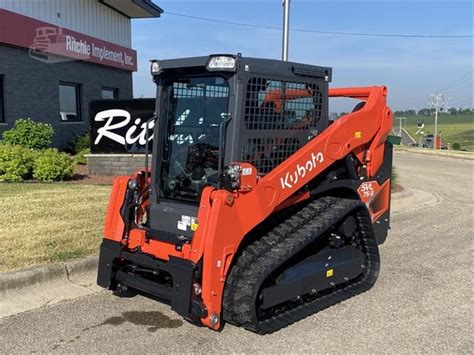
top-left (90, 99), bottom-right (156, 154)
top-left (0, 9), bottom-right (137, 71)
top-left (65, 35), bottom-right (135, 67)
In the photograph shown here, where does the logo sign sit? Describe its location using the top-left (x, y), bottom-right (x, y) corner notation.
top-left (357, 181), bottom-right (382, 203)
top-left (280, 152), bottom-right (324, 189)
top-left (0, 9), bottom-right (137, 71)
top-left (90, 97), bottom-right (229, 153)
top-left (90, 99), bottom-right (155, 153)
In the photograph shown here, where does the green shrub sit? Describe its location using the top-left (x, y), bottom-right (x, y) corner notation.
top-left (2, 118), bottom-right (54, 149)
top-left (33, 149), bottom-right (75, 182)
top-left (75, 148), bottom-right (90, 165)
top-left (0, 145), bottom-right (36, 182)
top-left (452, 142), bottom-right (461, 150)
top-left (73, 132), bottom-right (90, 154)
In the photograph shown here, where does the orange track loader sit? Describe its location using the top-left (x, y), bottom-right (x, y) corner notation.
top-left (97, 54), bottom-right (393, 333)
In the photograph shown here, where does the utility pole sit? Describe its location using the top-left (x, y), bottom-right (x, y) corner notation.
top-left (282, 0), bottom-right (291, 61)
top-left (428, 93), bottom-right (446, 150)
top-left (395, 116), bottom-right (406, 137)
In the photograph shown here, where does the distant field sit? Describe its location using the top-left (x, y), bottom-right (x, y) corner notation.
top-left (396, 114), bottom-right (473, 151)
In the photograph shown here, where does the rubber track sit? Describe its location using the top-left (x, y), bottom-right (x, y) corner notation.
top-left (222, 196), bottom-right (380, 334)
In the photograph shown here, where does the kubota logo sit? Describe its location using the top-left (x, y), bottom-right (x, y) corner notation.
top-left (280, 152), bottom-right (324, 189)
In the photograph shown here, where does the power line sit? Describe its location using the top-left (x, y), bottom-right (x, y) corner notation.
top-left (165, 11), bottom-right (474, 38)
top-left (450, 82), bottom-right (474, 92)
top-left (451, 99), bottom-right (473, 107)
top-left (440, 71), bottom-right (473, 92)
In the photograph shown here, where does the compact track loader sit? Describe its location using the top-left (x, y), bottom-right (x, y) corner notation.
top-left (97, 54), bottom-right (393, 333)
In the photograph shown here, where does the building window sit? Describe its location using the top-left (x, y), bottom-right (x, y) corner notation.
top-left (0, 75), bottom-right (4, 123)
top-left (101, 87), bottom-right (119, 100)
top-left (59, 82), bottom-right (81, 121)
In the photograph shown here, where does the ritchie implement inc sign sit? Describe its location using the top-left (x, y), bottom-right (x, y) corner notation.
top-left (65, 35), bottom-right (135, 68)
top-left (0, 9), bottom-right (137, 71)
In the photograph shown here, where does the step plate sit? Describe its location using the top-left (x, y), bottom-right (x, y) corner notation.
top-left (261, 245), bottom-right (366, 309)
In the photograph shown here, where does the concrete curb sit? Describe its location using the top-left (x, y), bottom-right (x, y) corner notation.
top-left (391, 188), bottom-right (439, 216)
top-left (65, 255), bottom-right (99, 278)
top-left (0, 255), bottom-right (98, 293)
top-left (395, 147), bottom-right (474, 160)
top-left (391, 188), bottom-right (413, 201)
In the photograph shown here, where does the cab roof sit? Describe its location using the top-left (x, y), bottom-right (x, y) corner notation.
top-left (152, 54), bottom-right (332, 81)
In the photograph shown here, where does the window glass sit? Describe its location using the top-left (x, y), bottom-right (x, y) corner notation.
top-left (59, 83), bottom-right (80, 121)
top-left (160, 76), bottom-right (230, 202)
top-left (102, 87), bottom-right (118, 100)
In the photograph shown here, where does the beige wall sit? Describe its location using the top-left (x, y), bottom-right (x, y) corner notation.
top-left (0, 0), bottom-right (132, 47)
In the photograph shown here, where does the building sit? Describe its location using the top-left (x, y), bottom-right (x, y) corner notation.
top-left (0, 0), bottom-right (162, 149)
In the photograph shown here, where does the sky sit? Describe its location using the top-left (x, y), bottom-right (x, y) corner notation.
top-left (130, 0), bottom-right (473, 112)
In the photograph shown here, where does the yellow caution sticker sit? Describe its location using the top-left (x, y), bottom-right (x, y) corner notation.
top-left (354, 131), bottom-right (362, 139)
top-left (326, 269), bottom-right (334, 277)
top-left (191, 223), bottom-right (199, 231)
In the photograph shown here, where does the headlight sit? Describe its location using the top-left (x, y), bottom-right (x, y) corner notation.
top-left (207, 56), bottom-right (236, 70)
top-left (150, 60), bottom-right (161, 75)
top-left (128, 179), bottom-right (138, 190)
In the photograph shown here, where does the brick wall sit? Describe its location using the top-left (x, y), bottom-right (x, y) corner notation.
top-left (0, 45), bottom-right (132, 149)
top-left (86, 154), bottom-right (149, 176)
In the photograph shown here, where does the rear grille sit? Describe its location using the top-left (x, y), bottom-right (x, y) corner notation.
top-left (244, 77), bottom-right (323, 131)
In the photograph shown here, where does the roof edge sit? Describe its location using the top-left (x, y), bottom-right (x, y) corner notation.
top-left (132, 0), bottom-right (163, 17)
top-left (100, 0), bottom-right (163, 18)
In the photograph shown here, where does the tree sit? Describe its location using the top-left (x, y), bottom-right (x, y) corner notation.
top-left (418, 108), bottom-right (433, 116)
top-left (448, 107), bottom-right (458, 115)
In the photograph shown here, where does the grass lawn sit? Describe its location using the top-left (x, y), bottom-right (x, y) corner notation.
top-left (0, 183), bottom-right (111, 272)
top-left (399, 114), bottom-right (474, 151)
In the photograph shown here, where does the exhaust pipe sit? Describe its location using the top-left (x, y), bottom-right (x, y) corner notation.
top-left (281, 0), bottom-right (291, 61)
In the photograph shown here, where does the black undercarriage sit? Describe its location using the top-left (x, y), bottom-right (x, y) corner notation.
top-left (223, 196), bottom-right (380, 334)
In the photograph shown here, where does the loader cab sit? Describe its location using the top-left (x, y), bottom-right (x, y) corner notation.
top-left (148, 55), bottom-right (331, 238)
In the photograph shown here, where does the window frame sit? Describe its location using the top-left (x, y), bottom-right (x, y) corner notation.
top-left (101, 86), bottom-right (119, 100)
top-left (59, 81), bottom-right (82, 122)
top-left (0, 75), bottom-right (5, 123)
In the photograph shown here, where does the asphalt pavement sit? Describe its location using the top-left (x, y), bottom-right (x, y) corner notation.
top-left (401, 128), bottom-right (416, 145)
top-left (1, 151), bottom-right (472, 353)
